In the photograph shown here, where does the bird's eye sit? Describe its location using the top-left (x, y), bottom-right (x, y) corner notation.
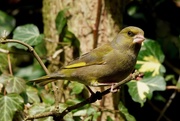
top-left (127, 31), bottom-right (135, 37)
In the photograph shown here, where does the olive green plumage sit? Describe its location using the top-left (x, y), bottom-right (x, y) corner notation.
top-left (32, 26), bottom-right (145, 86)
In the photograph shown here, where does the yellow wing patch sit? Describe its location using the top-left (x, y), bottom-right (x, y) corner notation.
top-left (64, 61), bottom-right (106, 69)
top-left (64, 62), bottom-right (87, 68)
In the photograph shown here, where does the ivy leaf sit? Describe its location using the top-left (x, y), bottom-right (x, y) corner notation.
top-left (0, 74), bottom-right (9, 85)
top-left (15, 65), bottom-right (45, 80)
top-left (9, 24), bottom-right (43, 50)
top-left (55, 10), bottom-right (67, 35)
top-left (29, 103), bottom-right (54, 121)
top-left (5, 76), bottom-right (26, 94)
top-left (118, 102), bottom-right (136, 121)
top-left (73, 109), bottom-right (87, 116)
top-left (26, 86), bottom-right (40, 103)
top-left (34, 40), bottom-right (47, 57)
top-left (69, 82), bottom-right (84, 95)
top-left (0, 10), bottom-right (15, 37)
top-left (39, 89), bottom-right (55, 104)
top-left (136, 39), bottom-right (165, 76)
top-left (0, 93), bottom-right (24, 121)
top-left (58, 103), bottom-right (74, 121)
top-left (127, 76), bottom-right (166, 106)
top-left (63, 30), bottom-right (80, 48)
top-left (29, 103), bottom-right (73, 121)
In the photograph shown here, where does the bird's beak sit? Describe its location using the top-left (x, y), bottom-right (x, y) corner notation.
top-left (133, 34), bottom-right (145, 44)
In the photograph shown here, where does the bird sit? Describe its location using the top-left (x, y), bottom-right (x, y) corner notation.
top-left (31, 26), bottom-right (145, 88)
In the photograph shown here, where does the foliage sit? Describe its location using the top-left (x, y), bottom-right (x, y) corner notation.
top-left (0, 10), bottom-right (15, 37)
top-left (118, 102), bottom-right (136, 121)
top-left (0, 94), bottom-right (24, 121)
top-left (127, 39), bottom-right (166, 106)
top-left (9, 24), bottom-right (44, 50)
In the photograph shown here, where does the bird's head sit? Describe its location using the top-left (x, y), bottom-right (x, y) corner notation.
top-left (120, 26), bottom-right (145, 44)
top-left (112, 26), bottom-right (145, 50)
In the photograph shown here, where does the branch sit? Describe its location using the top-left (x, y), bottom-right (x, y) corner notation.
top-left (0, 38), bottom-right (49, 74)
top-left (157, 75), bottom-right (180, 121)
top-left (24, 71), bottom-right (139, 120)
top-left (7, 53), bottom-right (13, 75)
top-left (166, 85), bottom-right (180, 90)
top-left (93, 0), bottom-right (102, 49)
top-left (156, 91), bottom-right (176, 121)
top-left (0, 48), bottom-right (9, 54)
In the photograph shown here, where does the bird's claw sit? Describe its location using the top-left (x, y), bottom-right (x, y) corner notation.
top-left (110, 83), bottom-right (119, 93)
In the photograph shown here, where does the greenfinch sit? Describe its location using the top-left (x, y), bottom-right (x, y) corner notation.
top-left (32, 26), bottom-right (145, 87)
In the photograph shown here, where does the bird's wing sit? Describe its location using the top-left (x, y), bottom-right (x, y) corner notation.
top-left (63, 43), bottom-right (113, 69)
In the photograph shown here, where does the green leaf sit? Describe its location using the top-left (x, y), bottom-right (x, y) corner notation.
top-left (165, 74), bottom-right (177, 85)
top-left (0, 74), bottom-right (9, 85)
top-left (0, 10), bottom-right (16, 37)
top-left (118, 102), bottom-right (136, 121)
top-left (15, 65), bottom-right (45, 80)
top-left (56, 10), bottom-right (67, 34)
top-left (73, 109), bottom-right (87, 116)
top-left (154, 93), bottom-right (166, 102)
top-left (64, 30), bottom-right (80, 48)
top-left (0, 74), bottom-right (26, 94)
top-left (66, 98), bottom-right (81, 106)
top-left (69, 82), bottom-right (84, 95)
top-left (9, 24), bottom-right (43, 50)
top-left (106, 116), bottom-right (113, 121)
top-left (84, 111), bottom-right (101, 121)
top-left (56, 103), bottom-right (74, 120)
top-left (0, 93), bottom-right (24, 121)
top-left (127, 76), bottom-right (166, 106)
top-left (29, 103), bottom-right (48, 115)
top-left (26, 86), bottom-right (40, 103)
top-left (136, 39), bottom-right (165, 76)
top-left (34, 40), bottom-right (47, 57)
top-left (29, 103), bottom-right (54, 121)
top-left (39, 89), bottom-right (55, 104)
top-left (127, 5), bottom-right (138, 16)
top-left (6, 76), bottom-right (26, 94)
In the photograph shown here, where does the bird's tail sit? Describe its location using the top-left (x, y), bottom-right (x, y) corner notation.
top-left (30, 73), bottom-right (65, 86)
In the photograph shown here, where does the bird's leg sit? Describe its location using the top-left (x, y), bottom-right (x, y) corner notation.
top-left (93, 82), bottom-right (120, 93)
top-left (110, 83), bottom-right (120, 93)
top-left (85, 85), bottom-right (95, 95)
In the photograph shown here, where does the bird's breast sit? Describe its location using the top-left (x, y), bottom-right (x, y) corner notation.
top-left (98, 51), bottom-right (137, 83)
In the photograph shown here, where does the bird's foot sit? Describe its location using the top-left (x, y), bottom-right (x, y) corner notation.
top-left (110, 83), bottom-right (119, 93)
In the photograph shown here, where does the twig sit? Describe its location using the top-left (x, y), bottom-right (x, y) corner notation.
top-left (166, 85), bottom-right (179, 90)
top-left (93, 0), bottom-right (102, 49)
top-left (0, 48), bottom-right (9, 54)
top-left (7, 53), bottom-right (13, 75)
top-left (24, 71), bottom-right (139, 120)
top-left (0, 38), bottom-right (49, 74)
top-left (156, 91), bottom-right (176, 121)
top-left (148, 101), bottom-right (171, 121)
top-left (156, 75), bottom-right (180, 121)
